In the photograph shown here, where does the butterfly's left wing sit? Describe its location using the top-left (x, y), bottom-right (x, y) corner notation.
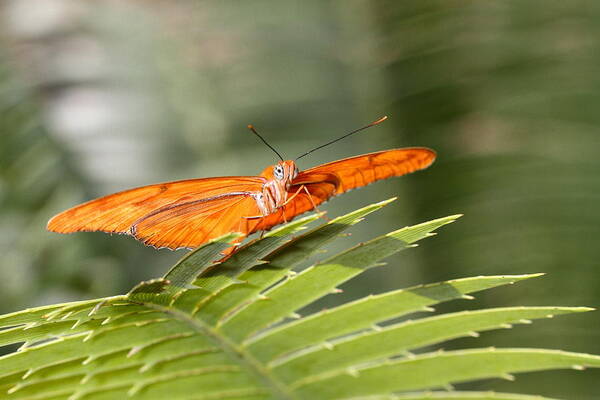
top-left (48, 176), bottom-right (268, 250)
top-left (130, 194), bottom-right (267, 249)
top-left (253, 148), bottom-right (436, 232)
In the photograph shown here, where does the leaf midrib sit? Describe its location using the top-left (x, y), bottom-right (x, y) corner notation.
top-left (141, 301), bottom-right (295, 400)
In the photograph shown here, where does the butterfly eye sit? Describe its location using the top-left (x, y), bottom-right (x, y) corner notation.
top-left (274, 165), bottom-right (285, 180)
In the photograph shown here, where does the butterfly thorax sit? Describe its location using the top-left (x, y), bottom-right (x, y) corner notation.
top-left (255, 160), bottom-right (299, 216)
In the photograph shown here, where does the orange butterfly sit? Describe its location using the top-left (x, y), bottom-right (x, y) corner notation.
top-left (47, 117), bottom-right (435, 250)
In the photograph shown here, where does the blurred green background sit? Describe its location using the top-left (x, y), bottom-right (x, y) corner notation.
top-left (1, 1), bottom-right (598, 397)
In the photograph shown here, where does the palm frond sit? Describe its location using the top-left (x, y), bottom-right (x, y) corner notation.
top-left (0, 200), bottom-right (597, 400)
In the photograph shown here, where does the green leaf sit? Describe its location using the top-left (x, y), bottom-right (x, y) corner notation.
top-left (293, 348), bottom-right (600, 398)
top-left (0, 299), bottom-right (106, 328)
top-left (219, 214), bottom-right (462, 342)
top-left (271, 306), bottom-right (590, 384)
top-left (244, 275), bottom-right (542, 363)
top-left (0, 201), bottom-right (597, 400)
top-left (359, 392), bottom-right (558, 400)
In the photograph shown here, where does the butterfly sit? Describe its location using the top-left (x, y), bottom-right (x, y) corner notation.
top-left (47, 117), bottom-right (436, 250)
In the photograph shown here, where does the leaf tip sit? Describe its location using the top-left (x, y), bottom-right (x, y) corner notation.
top-left (82, 356), bottom-right (94, 365)
top-left (7, 384), bottom-right (22, 394)
top-left (377, 197), bottom-right (398, 206)
top-left (88, 300), bottom-right (108, 316)
top-left (323, 341), bottom-right (334, 350)
top-left (82, 331), bottom-right (95, 342)
top-left (576, 307), bottom-right (595, 312)
top-left (525, 272), bottom-right (546, 278)
top-left (501, 373), bottom-right (516, 381)
top-left (21, 369), bottom-right (34, 379)
top-left (127, 345), bottom-right (143, 358)
top-left (128, 383), bottom-right (144, 396)
top-left (139, 362), bottom-right (155, 373)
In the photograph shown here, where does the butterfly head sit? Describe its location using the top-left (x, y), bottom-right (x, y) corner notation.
top-left (261, 160), bottom-right (298, 187)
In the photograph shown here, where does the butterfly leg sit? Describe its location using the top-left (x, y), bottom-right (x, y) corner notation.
top-left (276, 185), bottom-right (305, 225)
top-left (282, 185), bottom-right (304, 207)
top-left (301, 185), bottom-right (330, 221)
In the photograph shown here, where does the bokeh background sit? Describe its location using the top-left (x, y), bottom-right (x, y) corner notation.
top-left (1, 1), bottom-right (599, 397)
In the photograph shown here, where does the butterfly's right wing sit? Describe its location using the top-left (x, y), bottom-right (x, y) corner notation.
top-left (293, 147), bottom-right (436, 195)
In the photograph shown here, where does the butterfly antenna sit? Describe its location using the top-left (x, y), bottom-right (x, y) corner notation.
top-left (248, 124), bottom-right (285, 162)
top-left (296, 116), bottom-right (388, 160)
